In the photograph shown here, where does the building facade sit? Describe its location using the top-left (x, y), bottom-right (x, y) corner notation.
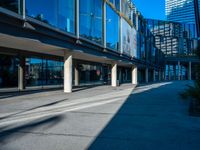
top-left (147, 18), bottom-right (200, 80)
top-left (165, 0), bottom-right (200, 37)
top-left (0, 0), bottom-right (165, 92)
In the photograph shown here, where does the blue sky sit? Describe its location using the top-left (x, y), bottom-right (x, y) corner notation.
top-left (133, 0), bottom-right (166, 20)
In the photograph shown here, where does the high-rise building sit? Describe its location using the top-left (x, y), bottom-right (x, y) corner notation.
top-left (165, 0), bottom-right (200, 36)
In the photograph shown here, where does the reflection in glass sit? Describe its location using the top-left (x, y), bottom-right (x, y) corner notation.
top-left (79, 0), bottom-right (103, 44)
top-left (122, 19), bottom-right (134, 56)
top-left (0, 0), bottom-right (19, 13)
top-left (26, 58), bottom-right (43, 86)
top-left (106, 5), bottom-right (119, 51)
top-left (0, 54), bottom-right (19, 88)
top-left (107, 0), bottom-right (120, 10)
top-left (26, 0), bottom-right (75, 33)
top-left (26, 58), bottom-right (64, 87)
top-left (121, 0), bottom-right (133, 21)
top-left (45, 60), bottom-right (63, 85)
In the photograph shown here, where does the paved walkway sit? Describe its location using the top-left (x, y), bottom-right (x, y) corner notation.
top-left (0, 81), bottom-right (200, 150)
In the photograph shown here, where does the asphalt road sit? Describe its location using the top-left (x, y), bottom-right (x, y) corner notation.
top-left (0, 81), bottom-right (200, 150)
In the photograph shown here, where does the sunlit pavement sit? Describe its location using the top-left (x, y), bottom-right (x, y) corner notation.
top-left (0, 81), bottom-right (200, 150)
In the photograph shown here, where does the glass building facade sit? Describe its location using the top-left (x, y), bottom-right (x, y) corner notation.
top-left (106, 4), bottom-right (119, 51)
top-left (79, 0), bottom-right (103, 44)
top-left (0, 0), bottom-right (20, 14)
top-left (165, 0), bottom-right (200, 37)
top-left (26, 0), bottom-right (75, 33)
top-left (147, 19), bottom-right (198, 56)
top-left (0, 0), bottom-right (165, 90)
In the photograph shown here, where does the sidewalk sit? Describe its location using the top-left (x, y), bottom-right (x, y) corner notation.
top-left (0, 81), bottom-right (200, 150)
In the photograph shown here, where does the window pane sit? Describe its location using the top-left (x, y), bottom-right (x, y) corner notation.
top-left (26, 58), bottom-right (43, 86)
top-left (107, 0), bottom-right (120, 10)
top-left (26, 0), bottom-right (75, 33)
top-left (0, 0), bottom-right (19, 13)
top-left (57, 0), bottom-right (75, 33)
top-left (122, 19), bottom-right (136, 56)
top-left (106, 5), bottom-right (119, 51)
top-left (45, 60), bottom-right (63, 85)
top-left (79, 0), bottom-right (103, 44)
top-left (0, 54), bottom-right (19, 88)
top-left (121, 0), bottom-right (132, 21)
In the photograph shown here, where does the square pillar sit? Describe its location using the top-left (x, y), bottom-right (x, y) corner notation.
top-left (64, 52), bottom-right (72, 93)
top-left (145, 68), bottom-right (149, 83)
top-left (173, 65), bottom-right (176, 80)
top-left (74, 65), bottom-right (79, 86)
top-left (168, 65), bottom-right (171, 80)
top-left (188, 61), bottom-right (192, 80)
top-left (132, 66), bottom-right (138, 85)
top-left (153, 70), bottom-right (156, 82)
top-left (18, 56), bottom-right (25, 90)
top-left (159, 70), bottom-right (162, 81)
top-left (178, 61), bottom-right (181, 80)
top-left (111, 63), bottom-right (117, 87)
top-left (119, 68), bottom-right (122, 84)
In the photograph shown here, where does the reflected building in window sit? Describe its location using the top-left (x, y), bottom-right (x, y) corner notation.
top-left (165, 0), bottom-right (200, 37)
top-left (147, 19), bottom-right (198, 56)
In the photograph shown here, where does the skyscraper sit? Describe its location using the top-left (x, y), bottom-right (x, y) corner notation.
top-left (165, 0), bottom-right (200, 37)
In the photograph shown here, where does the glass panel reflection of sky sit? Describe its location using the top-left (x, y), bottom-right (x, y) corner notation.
top-left (79, 0), bottom-right (102, 44)
top-left (26, 0), bottom-right (75, 33)
top-left (106, 5), bottom-right (119, 51)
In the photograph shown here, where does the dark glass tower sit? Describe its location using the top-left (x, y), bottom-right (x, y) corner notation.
top-left (165, 0), bottom-right (200, 37)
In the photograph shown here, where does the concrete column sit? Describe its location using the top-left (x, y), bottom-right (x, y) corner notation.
top-left (111, 63), bottom-right (117, 87)
top-left (74, 65), bottom-right (79, 86)
top-left (178, 61), bottom-right (181, 80)
top-left (164, 67), bottom-right (167, 80)
top-left (168, 65), bottom-right (171, 80)
top-left (162, 70), bottom-right (164, 81)
top-left (188, 61), bottom-right (192, 80)
top-left (145, 68), bottom-right (149, 83)
top-left (119, 68), bottom-right (122, 84)
top-left (64, 53), bottom-right (72, 93)
top-left (132, 66), bottom-right (138, 85)
top-left (18, 56), bottom-right (25, 90)
top-left (153, 70), bottom-right (156, 82)
top-left (159, 70), bottom-right (161, 81)
top-left (173, 65), bottom-right (176, 80)
top-left (163, 70), bottom-right (166, 80)
top-left (125, 69), bottom-right (128, 81)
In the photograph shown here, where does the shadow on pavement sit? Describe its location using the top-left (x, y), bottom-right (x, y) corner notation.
top-left (87, 82), bottom-right (196, 150)
top-left (0, 115), bottom-right (64, 145)
top-left (0, 98), bottom-right (68, 121)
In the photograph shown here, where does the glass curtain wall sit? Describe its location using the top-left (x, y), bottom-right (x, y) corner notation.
top-left (79, 0), bottom-right (103, 44)
top-left (77, 62), bottom-right (110, 85)
top-left (26, 0), bottom-right (75, 33)
top-left (26, 58), bottom-right (63, 87)
top-left (147, 19), bottom-right (197, 56)
top-left (0, 0), bottom-right (20, 14)
top-left (106, 4), bottom-right (119, 51)
top-left (107, 0), bottom-right (120, 11)
top-left (0, 54), bottom-right (19, 88)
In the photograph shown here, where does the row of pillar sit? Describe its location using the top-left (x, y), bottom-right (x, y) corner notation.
top-left (111, 64), bottom-right (138, 87)
top-left (18, 53), bottom-right (166, 93)
top-left (167, 61), bottom-right (192, 81)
